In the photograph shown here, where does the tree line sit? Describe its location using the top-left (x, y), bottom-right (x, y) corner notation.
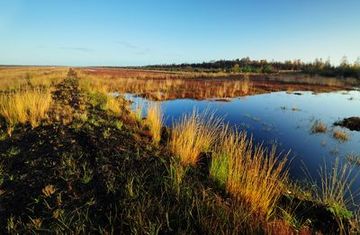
top-left (144, 57), bottom-right (360, 79)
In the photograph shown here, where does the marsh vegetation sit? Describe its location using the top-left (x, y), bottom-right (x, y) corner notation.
top-left (0, 67), bottom-right (359, 234)
top-left (311, 120), bottom-right (328, 133)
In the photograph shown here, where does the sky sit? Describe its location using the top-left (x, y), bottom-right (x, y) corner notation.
top-left (0, 0), bottom-right (359, 66)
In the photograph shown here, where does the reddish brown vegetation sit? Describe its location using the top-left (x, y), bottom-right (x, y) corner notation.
top-left (78, 68), bottom-right (349, 101)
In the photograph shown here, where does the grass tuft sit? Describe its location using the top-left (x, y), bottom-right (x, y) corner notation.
top-left (146, 102), bottom-right (163, 143)
top-left (211, 127), bottom-right (288, 219)
top-left (105, 96), bottom-right (122, 115)
top-left (131, 102), bottom-right (144, 122)
top-left (169, 109), bottom-right (222, 166)
top-left (316, 160), bottom-right (356, 210)
top-left (315, 160), bottom-right (358, 232)
top-left (333, 129), bottom-right (349, 142)
top-left (311, 120), bottom-right (327, 133)
top-left (0, 89), bottom-right (52, 134)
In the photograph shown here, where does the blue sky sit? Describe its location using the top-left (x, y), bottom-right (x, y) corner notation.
top-left (0, 0), bottom-right (359, 66)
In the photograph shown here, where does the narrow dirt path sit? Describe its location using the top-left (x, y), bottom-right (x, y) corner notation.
top-left (49, 68), bottom-right (86, 124)
top-left (53, 69), bottom-right (82, 108)
top-left (0, 68), bottom-right (166, 233)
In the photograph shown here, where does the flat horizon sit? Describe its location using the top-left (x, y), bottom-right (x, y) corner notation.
top-left (1, 1), bottom-right (360, 66)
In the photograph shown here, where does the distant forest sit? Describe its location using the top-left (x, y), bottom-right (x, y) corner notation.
top-left (144, 57), bottom-right (360, 79)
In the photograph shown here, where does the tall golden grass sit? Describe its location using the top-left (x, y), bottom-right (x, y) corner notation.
top-left (146, 102), bottom-right (163, 143)
top-left (104, 96), bottom-right (122, 115)
top-left (169, 110), bottom-right (288, 221)
top-left (75, 69), bottom-right (252, 101)
top-left (76, 68), bottom-right (351, 102)
top-left (169, 110), bottom-right (222, 165)
top-left (0, 67), bottom-right (67, 90)
top-left (0, 89), bottom-right (52, 134)
top-left (211, 129), bottom-right (288, 219)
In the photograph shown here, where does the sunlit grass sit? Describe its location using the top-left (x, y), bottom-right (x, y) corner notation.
top-left (146, 102), bottom-right (163, 143)
top-left (333, 128), bottom-right (349, 142)
top-left (211, 127), bottom-right (288, 219)
top-left (169, 109), bottom-right (222, 166)
top-left (170, 110), bottom-right (288, 219)
top-left (311, 120), bottom-right (327, 133)
top-left (0, 89), bottom-right (52, 134)
top-left (133, 103), bottom-right (144, 122)
top-left (79, 79), bottom-right (123, 116)
top-left (0, 67), bottom-right (66, 134)
top-left (104, 96), bottom-right (122, 115)
top-left (0, 67), bottom-right (67, 90)
top-left (1, 67), bottom-right (359, 233)
top-left (75, 68), bottom-right (252, 101)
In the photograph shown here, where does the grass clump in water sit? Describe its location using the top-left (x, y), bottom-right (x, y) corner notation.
top-left (311, 120), bottom-right (327, 133)
top-left (333, 129), bottom-right (349, 142)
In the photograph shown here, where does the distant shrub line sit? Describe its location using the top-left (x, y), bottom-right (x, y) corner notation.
top-left (143, 56), bottom-right (360, 79)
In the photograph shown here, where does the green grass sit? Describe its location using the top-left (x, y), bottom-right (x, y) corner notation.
top-left (167, 158), bottom-right (188, 196)
top-left (313, 160), bottom-right (357, 232)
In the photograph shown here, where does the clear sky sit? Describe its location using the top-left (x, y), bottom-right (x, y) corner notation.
top-left (0, 0), bottom-right (359, 66)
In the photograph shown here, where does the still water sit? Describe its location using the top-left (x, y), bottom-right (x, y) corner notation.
top-left (125, 90), bottom-right (360, 198)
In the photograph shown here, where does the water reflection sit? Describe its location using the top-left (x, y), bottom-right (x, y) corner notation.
top-left (125, 90), bottom-right (360, 202)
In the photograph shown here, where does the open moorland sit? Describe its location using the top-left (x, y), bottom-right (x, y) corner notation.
top-left (1, 66), bottom-right (360, 234)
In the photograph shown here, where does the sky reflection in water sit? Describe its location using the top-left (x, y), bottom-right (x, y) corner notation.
top-left (125, 90), bottom-right (360, 198)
